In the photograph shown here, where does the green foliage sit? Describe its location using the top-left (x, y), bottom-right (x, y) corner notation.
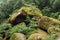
top-left (41, 6), bottom-right (60, 19)
top-left (21, 0), bottom-right (48, 8)
top-left (25, 16), bottom-right (38, 28)
top-left (35, 0), bottom-right (49, 9)
top-left (46, 33), bottom-right (59, 40)
top-left (42, 6), bottom-right (52, 16)
top-left (28, 19), bottom-right (38, 28)
top-left (7, 23), bottom-right (36, 36)
top-left (50, 0), bottom-right (60, 11)
top-left (58, 15), bottom-right (60, 20)
top-left (0, 23), bottom-right (12, 32)
top-left (50, 12), bottom-right (60, 19)
top-left (0, 23), bottom-right (12, 37)
top-left (21, 0), bottom-right (37, 7)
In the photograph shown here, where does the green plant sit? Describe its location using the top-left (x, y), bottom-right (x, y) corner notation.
top-left (7, 23), bottom-right (36, 36)
top-left (0, 23), bottom-right (12, 37)
top-left (50, 0), bottom-right (60, 11)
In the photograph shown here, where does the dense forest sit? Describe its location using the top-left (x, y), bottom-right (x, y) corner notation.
top-left (0, 0), bottom-right (60, 40)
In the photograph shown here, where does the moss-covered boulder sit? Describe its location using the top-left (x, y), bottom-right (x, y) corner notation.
top-left (10, 33), bottom-right (26, 40)
top-left (28, 29), bottom-right (48, 40)
top-left (28, 33), bottom-right (47, 40)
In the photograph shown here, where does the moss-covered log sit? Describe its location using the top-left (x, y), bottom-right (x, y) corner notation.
top-left (7, 7), bottom-right (42, 26)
